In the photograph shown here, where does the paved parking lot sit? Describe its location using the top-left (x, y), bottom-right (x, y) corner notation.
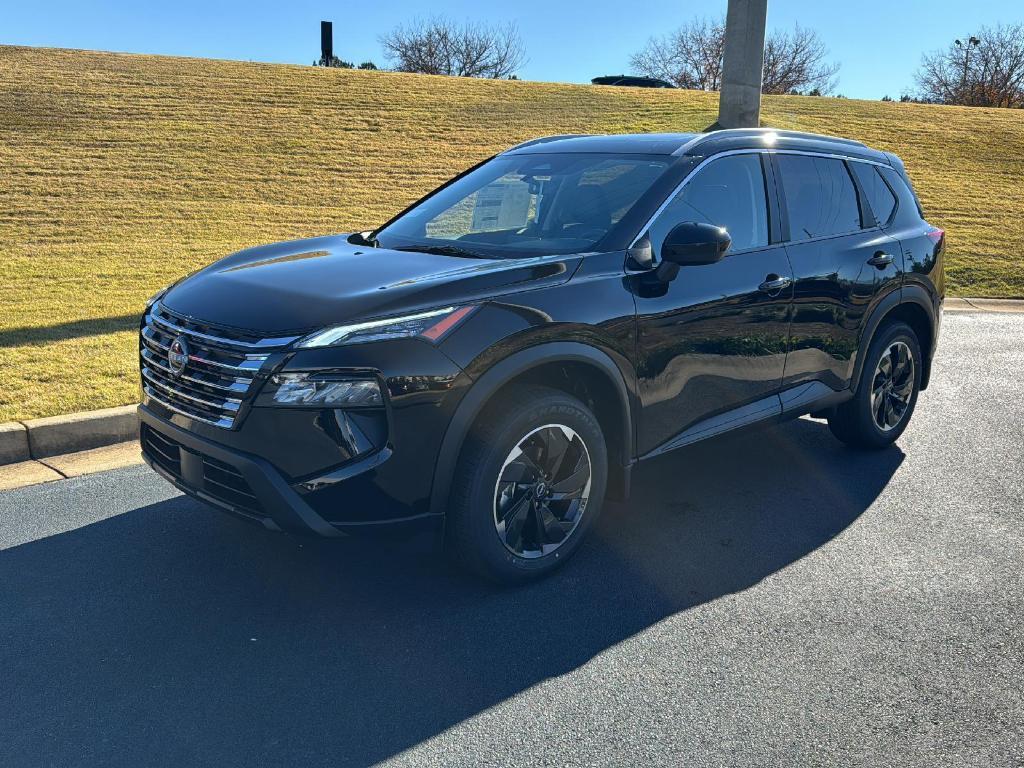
top-left (1, 311), bottom-right (1022, 767)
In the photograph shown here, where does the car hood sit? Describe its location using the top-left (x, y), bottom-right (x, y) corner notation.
top-left (161, 235), bottom-right (582, 336)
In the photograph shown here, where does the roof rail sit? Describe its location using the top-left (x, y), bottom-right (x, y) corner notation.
top-left (505, 134), bottom-right (593, 152)
top-left (682, 127), bottom-right (869, 153)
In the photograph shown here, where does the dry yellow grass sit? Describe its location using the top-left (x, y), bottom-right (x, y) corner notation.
top-left (1, 45), bottom-right (1023, 421)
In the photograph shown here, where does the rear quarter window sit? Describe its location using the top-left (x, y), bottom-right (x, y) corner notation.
top-left (879, 166), bottom-right (926, 229)
top-left (851, 162), bottom-right (897, 226)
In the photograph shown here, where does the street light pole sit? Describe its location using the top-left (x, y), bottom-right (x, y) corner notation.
top-left (717, 0), bottom-right (769, 129)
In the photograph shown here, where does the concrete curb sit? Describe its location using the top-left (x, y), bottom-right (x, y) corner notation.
top-left (0, 422), bottom-right (30, 465)
top-left (946, 297), bottom-right (1024, 313)
top-left (0, 442), bottom-right (144, 492)
top-left (0, 404), bottom-right (138, 466)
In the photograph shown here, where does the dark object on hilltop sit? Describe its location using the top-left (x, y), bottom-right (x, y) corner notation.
top-left (591, 75), bottom-right (675, 88)
top-left (321, 21), bottom-right (333, 65)
top-left (314, 20), bottom-right (377, 70)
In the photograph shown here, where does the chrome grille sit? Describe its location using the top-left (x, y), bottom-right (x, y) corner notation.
top-left (140, 302), bottom-right (298, 428)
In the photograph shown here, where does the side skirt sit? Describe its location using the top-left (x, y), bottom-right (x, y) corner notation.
top-left (640, 381), bottom-right (852, 461)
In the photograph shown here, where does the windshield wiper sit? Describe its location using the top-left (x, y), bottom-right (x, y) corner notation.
top-left (392, 244), bottom-right (490, 259)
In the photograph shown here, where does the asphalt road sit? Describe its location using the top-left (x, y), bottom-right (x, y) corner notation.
top-left (2, 311), bottom-right (1022, 768)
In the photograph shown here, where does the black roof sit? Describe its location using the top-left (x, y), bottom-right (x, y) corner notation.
top-left (591, 75), bottom-right (676, 89)
top-left (505, 128), bottom-right (891, 164)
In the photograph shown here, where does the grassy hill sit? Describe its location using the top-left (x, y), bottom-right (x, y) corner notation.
top-left (2, 45), bottom-right (1023, 421)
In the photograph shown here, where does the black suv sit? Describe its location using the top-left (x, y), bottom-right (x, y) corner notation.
top-left (139, 128), bottom-right (944, 582)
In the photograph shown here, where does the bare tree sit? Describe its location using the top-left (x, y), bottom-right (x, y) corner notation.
top-left (762, 24), bottom-right (839, 95)
top-left (915, 24), bottom-right (1024, 107)
top-left (629, 17), bottom-right (726, 90)
top-left (380, 17), bottom-right (525, 79)
top-left (630, 17), bottom-right (839, 94)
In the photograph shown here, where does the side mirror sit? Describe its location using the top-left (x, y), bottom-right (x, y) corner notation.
top-left (661, 222), bottom-right (731, 266)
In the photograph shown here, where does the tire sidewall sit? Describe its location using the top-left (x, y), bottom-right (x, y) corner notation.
top-left (856, 322), bottom-right (922, 445)
top-left (461, 393), bottom-right (607, 581)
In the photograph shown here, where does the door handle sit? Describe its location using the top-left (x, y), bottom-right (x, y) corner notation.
top-left (867, 252), bottom-right (895, 269)
top-left (758, 275), bottom-right (792, 294)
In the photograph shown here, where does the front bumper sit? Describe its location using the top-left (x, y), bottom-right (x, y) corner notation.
top-left (140, 406), bottom-right (345, 535)
top-left (140, 404), bottom-right (454, 537)
top-left (138, 333), bottom-right (472, 536)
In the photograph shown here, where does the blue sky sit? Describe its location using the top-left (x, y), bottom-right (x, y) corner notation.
top-left (5, 0), bottom-right (1021, 99)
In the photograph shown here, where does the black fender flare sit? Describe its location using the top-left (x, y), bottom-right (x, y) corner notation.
top-left (429, 342), bottom-right (634, 516)
top-left (851, 285), bottom-right (937, 393)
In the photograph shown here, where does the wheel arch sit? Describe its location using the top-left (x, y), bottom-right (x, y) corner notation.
top-left (854, 286), bottom-right (937, 392)
top-left (429, 342), bottom-right (634, 516)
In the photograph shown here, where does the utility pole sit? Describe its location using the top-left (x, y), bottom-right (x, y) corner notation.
top-left (320, 21), bottom-right (334, 67)
top-left (717, 0), bottom-right (769, 128)
top-left (955, 37), bottom-right (980, 106)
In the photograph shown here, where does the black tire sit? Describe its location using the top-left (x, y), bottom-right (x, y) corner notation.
top-left (446, 386), bottom-right (608, 584)
top-left (828, 321), bottom-right (922, 449)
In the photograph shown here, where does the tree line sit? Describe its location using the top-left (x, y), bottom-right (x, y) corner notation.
top-left (317, 15), bottom-right (1024, 108)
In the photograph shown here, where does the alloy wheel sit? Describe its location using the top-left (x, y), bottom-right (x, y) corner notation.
top-left (870, 341), bottom-right (915, 431)
top-left (493, 423), bottom-right (592, 559)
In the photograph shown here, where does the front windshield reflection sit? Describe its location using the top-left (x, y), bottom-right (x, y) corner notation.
top-left (376, 152), bottom-right (671, 258)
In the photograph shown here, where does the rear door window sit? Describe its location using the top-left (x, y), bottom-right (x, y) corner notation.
top-left (850, 162), bottom-right (897, 226)
top-left (649, 153), bottom-right (769, 252)
top-left (776, 155), bottom-right (861, 241)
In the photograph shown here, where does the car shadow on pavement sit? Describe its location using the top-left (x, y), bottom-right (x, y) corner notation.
top-left (0, 418), bottom-right (903, 767)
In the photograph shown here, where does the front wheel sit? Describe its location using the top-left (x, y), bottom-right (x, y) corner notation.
top-left (828, 321), bottom-right (922, 449)
top-left (446, 386), bottom-right (607, 584)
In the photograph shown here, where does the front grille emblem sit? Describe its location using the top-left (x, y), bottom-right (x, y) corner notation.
top-left (168, 336), bottom-right (190, 376)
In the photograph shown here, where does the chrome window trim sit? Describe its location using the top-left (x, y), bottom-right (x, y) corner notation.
top-left (777, 226), bottom-right (881, 247)
top-left (630, 148), bottom-right (891, 249)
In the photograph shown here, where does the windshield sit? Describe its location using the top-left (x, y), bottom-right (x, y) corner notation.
top-left (375, 152), bottom-right (672, 257)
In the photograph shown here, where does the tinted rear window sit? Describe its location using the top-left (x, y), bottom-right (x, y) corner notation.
top-left (776, 155), bottom-right (861, 240)
top-left (879, 166), bottom-right (926, 228)
top-left (851, 162), bottom-right (897, 226)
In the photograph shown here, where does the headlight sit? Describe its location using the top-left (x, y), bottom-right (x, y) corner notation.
top-left (296, 305), bottom-right (477, 348)
top-left (265, 373), bottom-right (383, 407)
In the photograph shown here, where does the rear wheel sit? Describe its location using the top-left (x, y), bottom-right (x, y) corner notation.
top-left (446, 386), bottom-right (607, 584)
top-left (828, 321), bottom-right (922, 449)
